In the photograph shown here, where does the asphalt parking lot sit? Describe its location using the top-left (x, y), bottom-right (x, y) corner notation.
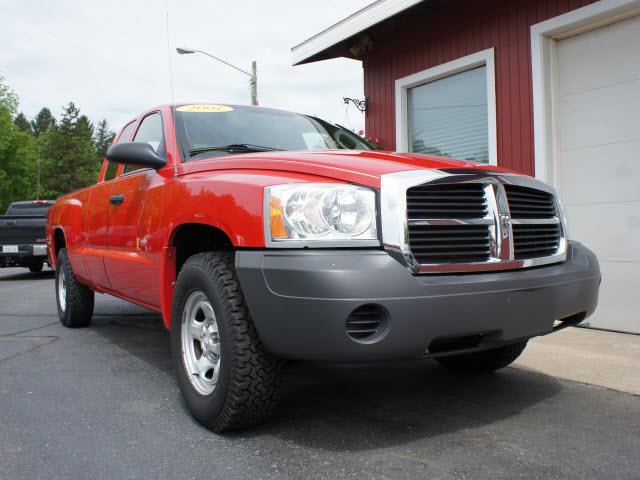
top-left (1, 267), bottom-right (639, 480)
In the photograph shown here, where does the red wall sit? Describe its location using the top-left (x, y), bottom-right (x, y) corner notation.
top-left (364, 0), bottom-right (596, 175)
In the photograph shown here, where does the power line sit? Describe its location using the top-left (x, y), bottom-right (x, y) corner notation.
top-left (0, 65), bottom-right (120, 112)
top-left (0, 2), bottom-right (157, 87)
top-left (0, 65), bottom-right (78, 100)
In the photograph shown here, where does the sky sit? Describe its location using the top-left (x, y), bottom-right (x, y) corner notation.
top-left (0, 0), bottom-right (371, 135)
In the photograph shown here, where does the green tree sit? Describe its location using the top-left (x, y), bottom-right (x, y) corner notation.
top-left (30, 107), bottom-right (56, 137)
top-left (76, 114), bottom-right (94, 139)
top-left (40, 102), bottom-right (99, 197)
top-left (94, 119), bottom-right (115, 158)
top-left (0, 77), bottom-right (18, 114)
top-left (13, 112), bottom-right (33, 134)
top-left (0, 80), bottom-right (37, 211)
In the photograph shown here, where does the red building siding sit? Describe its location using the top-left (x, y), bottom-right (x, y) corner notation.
top-left (363, 0), bottom-right (596, 175)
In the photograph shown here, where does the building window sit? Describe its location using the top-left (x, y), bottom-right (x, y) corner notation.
top-left (396, 48), bottom-right (497, 165)
top-left (408, 66), bottom-right (488, 163)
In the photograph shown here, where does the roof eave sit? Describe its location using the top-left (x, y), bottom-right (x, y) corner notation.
top-left (291, 0), bottom-right (425, 65)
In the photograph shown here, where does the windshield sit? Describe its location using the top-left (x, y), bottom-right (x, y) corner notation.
top-left (174, 104), bottom-right (374, 159)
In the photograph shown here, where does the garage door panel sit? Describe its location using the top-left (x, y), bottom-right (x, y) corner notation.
top-left (558, 14), bottom-right (640, 96)
top-left (565, 202), bottom-right (640, 262)
top-left (560, 140), bottom-right (640, 205)
top-left (587, 261), bottom-right (640, 332)
top-left (559, 79), bottom-right (640, 151)
top-left (557, 16), bottom-right (640, 333)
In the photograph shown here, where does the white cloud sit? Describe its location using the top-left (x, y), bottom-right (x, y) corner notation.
top-left (0, 0), bottom-right (369, 133)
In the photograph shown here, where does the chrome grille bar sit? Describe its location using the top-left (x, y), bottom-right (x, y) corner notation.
top-left (380, 170), bottom-right (567, 274)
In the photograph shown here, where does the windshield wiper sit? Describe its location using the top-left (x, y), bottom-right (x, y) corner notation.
top-left (189, 144), bottom-right (281, 156)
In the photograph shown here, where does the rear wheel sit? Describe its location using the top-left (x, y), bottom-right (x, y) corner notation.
top-left (29, 262), bottom-right (43, 273)
top-left (55, 248), bottom-right (94, 328)
top-left (170, 252), bottom-right (284, 432)
top-left (436, 341), bottom-right (528, 373)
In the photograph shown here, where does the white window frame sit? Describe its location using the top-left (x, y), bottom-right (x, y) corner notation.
top-left (395, 48), bottom-right (497, 166)
top-left (531, 0), bottom-right (640, 186)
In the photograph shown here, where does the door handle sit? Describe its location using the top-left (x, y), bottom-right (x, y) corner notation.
top-left (109, 194), bottom-right (125, 206)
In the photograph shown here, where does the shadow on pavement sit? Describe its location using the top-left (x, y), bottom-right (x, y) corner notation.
top-left (92, 313), bottom-right (173, 373)
top-left (0, 270), bottom-right (55, 281)
top-left (93, 312), bottom-right (562, 451)
top-left (252, 361), bottom-right (562, 451)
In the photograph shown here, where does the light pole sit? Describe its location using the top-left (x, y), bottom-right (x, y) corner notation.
top-left (176, 47), bottom-right (258, 106)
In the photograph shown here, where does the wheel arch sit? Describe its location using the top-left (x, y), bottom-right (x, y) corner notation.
top-left (160, 221), bottom-right (235, 328)
top-left (49, 226), bottom-right (67, 267)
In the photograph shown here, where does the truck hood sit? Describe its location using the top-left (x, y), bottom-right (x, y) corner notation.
top-left (178, 150), bottom-right (515, 188)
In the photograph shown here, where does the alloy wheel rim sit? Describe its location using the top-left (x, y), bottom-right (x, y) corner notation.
top-left (58, 268), bottom-right (67, 312)
top-left (181, 290), bottom-right (221, 395)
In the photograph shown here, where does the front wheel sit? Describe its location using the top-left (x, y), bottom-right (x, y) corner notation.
top-left (55, 248), bottom-right (94, 328)
top-left (436, 341), bottom-right (528, 373)
top-left (170, 252), bottom-right (284, 431)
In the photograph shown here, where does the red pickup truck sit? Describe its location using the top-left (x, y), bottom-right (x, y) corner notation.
top-left (47, 103), bottom-right (600, 431)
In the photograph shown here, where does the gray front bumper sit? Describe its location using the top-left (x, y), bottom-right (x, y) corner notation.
top-left (236, 242), bottom-right (600, 361)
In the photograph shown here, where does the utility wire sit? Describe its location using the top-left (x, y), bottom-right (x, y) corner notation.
top-left (0, 66), bottom-right (146, 136)
top-left (0, 65), bottom-right (128, 114)
top-left (0, 3), bottom-right (156, 87)
top-left (0, 65), bottom-right (80, 100)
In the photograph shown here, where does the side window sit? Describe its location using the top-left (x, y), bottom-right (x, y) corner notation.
top-left (103, 161), bottom-right (118, 181)
top-left (118, 121), bottom-right (136, 144)
top-left (103, 121), bottom-right (137, 181)
top-left (124, 112), bottom-right (165, 175)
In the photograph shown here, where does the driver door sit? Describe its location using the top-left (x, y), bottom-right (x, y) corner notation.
top-left (104, 112), bottom-right (166, 307)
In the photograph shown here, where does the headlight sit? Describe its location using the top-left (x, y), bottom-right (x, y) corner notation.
top-left (266, 183), bottom-right (379, 247)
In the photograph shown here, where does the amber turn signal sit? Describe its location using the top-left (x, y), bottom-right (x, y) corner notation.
top-left (269, 196), bottom-right (288, 239)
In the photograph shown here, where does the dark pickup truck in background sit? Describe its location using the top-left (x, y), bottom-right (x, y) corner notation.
top-left (0, 200), bottom-right (54, 272)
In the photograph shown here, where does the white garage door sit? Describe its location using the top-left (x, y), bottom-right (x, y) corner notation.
top-left (557, 14), bottom-right (640, 333)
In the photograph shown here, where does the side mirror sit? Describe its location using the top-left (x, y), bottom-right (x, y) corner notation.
top-left (106, 142), bottom-right (167, 169)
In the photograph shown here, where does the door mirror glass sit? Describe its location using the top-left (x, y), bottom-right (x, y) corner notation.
top-left (106, 142), bottom-right (167, 169)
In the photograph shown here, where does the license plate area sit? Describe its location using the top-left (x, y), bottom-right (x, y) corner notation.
top-left (2, 245), bottom-right (19, 253)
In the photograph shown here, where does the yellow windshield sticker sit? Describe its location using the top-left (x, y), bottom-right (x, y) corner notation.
top-left (176, 104), bottom-right (233, 113)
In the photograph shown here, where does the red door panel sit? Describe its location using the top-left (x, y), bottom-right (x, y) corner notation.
top-left (84, 182), bottom-right (113, 289)
top-left (105, 169), bottom-right (163, 307)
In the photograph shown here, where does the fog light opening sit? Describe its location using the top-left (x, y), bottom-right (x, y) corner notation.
top-left (345, 304), bottom-right (389, 344)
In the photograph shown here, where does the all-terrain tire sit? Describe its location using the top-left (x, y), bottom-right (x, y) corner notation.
top-left (436, 341), bottom-right (528, 373)
top-left (170, 252), bottom-right (284, 431)
top-left (55, 248), bottom-right (94, 328)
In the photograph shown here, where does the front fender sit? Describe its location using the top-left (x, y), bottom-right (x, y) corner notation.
top-left (166, 172), bottom-right (267, 247)
top-left (158, 169), bottom-right (340, 327)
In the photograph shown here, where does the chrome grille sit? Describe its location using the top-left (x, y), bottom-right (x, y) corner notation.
top-left (406, 182), bottom-right (494, 264)
top-left (390, 171), bottom-right (567, 274)
top-left (512, 224), bottom-right (561, 259)
top-left (505, 184), bottom-right (561, 259)
top-left (505, 185), bottom-right (556, 219)
top-left (407, 183), bottom-right (487, 219)
top-left (408, 224), bottom-right (491, 263)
